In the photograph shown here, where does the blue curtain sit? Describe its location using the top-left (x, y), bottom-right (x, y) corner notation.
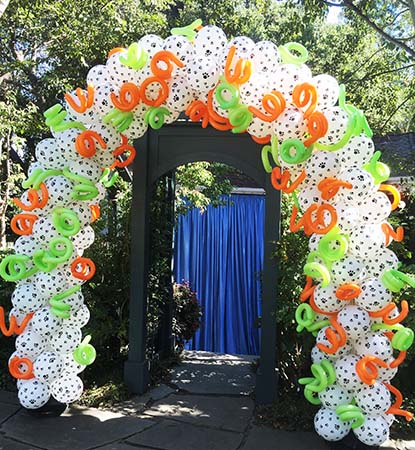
top-left (173, 194), bottom-right (264, 355)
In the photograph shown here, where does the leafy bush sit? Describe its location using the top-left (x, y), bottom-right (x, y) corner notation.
top-left (172, 281), bottom-right (202, 352)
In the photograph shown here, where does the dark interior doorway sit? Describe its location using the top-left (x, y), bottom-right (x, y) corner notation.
top-left (124, 122), bottom-right (281, 404)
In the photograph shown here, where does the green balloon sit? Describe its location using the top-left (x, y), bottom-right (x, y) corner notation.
top-left (119, 43), bottom-right (148, 70)
top-left (73, 335), bottom-right (97, 366)
top-left (318, 226), bottom-right (348, 262)
top-left (0, 254), bottom-right (37, 282)
top-left (52, 208), bottom-right (81, 237)
top-left (215, 81), bottom-right (240, 110)
top-left (229, 105), bottom-right (253, 134)
top-left (303, 262), bottom-right (331, 288)
top-left (279, 138), bottom-right (312, 165)
top-left (144, 106), bottom-right (170, 130)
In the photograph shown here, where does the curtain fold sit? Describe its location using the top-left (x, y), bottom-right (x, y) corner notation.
top-left (173, 194), bottom-right (264, 355)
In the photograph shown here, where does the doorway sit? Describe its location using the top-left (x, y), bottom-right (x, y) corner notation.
top-left (124, 121), bottom-right (280, 404)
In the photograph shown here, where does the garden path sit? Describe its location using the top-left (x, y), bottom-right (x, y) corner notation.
top-left (0, 351), bottom-right (413, 450)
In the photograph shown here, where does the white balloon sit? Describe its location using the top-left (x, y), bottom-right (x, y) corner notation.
top-left (193, 25), bottom-right (227, 60)
top-left (54, 128), bottom-right (80, 159)
top-left (138, 34), bottom-right (164, 58)
top-left (14, 235), bottom-right (41, 257)
top-left (353, 332), bottom-right (393, 360)
top-left (31, 306), bottom-right (63, 337)
top-left (165, 76), bottom-right (193, 112)
top-left (337, 306), bottom-right (370, 340)
top-left (356, 278), bottom-right (392, 312)
top-left (106, 52), bottom-right (139, 87)
top-left (186, 56), bottom-right (219, 93)
top-left (252, 40), bottom-right (280, 74)
top-left (61, 353), bottom-right (85, 376)
top-left (93, 83), bottom-right (117, 117)
top-left (69, 202), bottom-right (93, 227)
top-left (50, 327), bottom-right (82, 353)
top-left (63, 304), bottom-right (90, 329)
top-left (34, 270), bottom-right (69, 298)
top-left (353, 415), bottom-right (389, 446)
top-left (305, 151), bottom-right (341, 186)
top-left (272, 106), bottom-right (307, 144)
top-left (319, 383), bottom-right (353, 410)
top-left (377, 357), bottom-right (398, 382)
top-left (239, 72), bottom-right (270, 109)
top-left (35, 138), bottom-right (67, 170)
top-left (313, 285), bottom-right (344, 313)
top-left (333, 203), bottom-right (360, 232)
top-left (336, 168), bottom-right (375, 205)
top-left (9, 307), bottom-right (29, 326)
top-left (314, 407), bottom-right (351, 441)
top-left (44, 176), bottom-right (74, 207)
top-left (355, 382), bottom-right (391, 414)
top-left (357, 192), bottom-right (391, 224)
top-left (348, 224), bottom-right (384, 259)
top-left (72, 225), bottom-right (95, 250)
top-left (318, 107), bottom-right (349, 146)
top-left (87, 64), bottom-right (110, 87)
top-left (247, 117), bottom-right (272, 139)
top-left (11, 283), bottom-right (47, 313)
top-left (336, 134), bottom-right (375, 169)
top-left (313, 74), bottom-right (339, 109)
top-left (18, 379), bottom-right (50, 409)
top-left (32, 216), bottom-right (59, 245)
top-left (316, 327), bottom-right (353, 360)
top-left (331, 256), bottom-right (366, 286)
top-left (33, 351), bottom-right (64, 384)
top-left (270, 64), bottom-right (311, 102)
top-left (164, 35), bottom-right (195, 66)
top-left (15, 328), bottom-right (47, 359)
top-left (335, 355), bottom-right (365, 390)
top-left (364, 249), bottom-right (399, 278)
top-left (51, 375), bottom-right (83, 404)
top-left (68, 158), bottom-right (102, 184)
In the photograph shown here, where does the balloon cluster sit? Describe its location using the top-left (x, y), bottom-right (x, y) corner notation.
top-left (1, 20), bottom-right (414, 441)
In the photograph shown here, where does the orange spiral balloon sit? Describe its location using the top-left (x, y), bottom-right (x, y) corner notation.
top-left (317, 177), bottom-right (353, 201)
top-left (75, 130), bottom-right (107, 158)
top-left (292, 83), bottom-right (318, 119)
top-left (10, 213), bottom-right (38, 236)
top-left (110, 143), bottom-right (136, 169)
top-left (71, 257), bottom-right (96, 281)
top-left (64, 85), bottom-right (94, 113)
top-left (249, 90), bottom-right (286, 122)
top-left (110, 82), bottom-right (140, 112)
top-left (9, 356), bottom-right (34, 380)
top-left (356, 355), bottom-right (388, 385)
top-left (304, 111), bottom-right (329, 147)
top-left (150, 50), bottom-right (184, 79)
top-left (139, 76), bottom-right (169, 107)
top-left (13, 182), bottom-right (49, 211)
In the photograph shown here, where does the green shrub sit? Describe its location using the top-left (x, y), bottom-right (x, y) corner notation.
top-left (172, 281), bottom-right (202, 352)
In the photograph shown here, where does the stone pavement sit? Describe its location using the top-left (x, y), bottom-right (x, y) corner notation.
top-left (0, 351), bottom-right (413, 450)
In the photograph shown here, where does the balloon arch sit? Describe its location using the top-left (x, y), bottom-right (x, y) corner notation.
top-left (1, 20), bottom-right (414, 447)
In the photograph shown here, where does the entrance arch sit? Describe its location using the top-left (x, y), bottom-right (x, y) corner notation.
top-left (125, 121), bottom-right (281, 404)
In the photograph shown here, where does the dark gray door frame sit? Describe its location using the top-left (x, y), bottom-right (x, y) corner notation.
top-left (124, 121), bottom-right (281, 404)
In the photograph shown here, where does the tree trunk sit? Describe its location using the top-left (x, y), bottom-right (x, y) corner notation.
top-left (0, 131), bottom-right (11, 249)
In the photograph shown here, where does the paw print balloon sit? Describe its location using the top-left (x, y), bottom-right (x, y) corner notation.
top-left (353, 415), bottom-right (390, 447)
top-left (31, 306), bottom-right (63, 337)
top-left (51, 375), bottom-right (83, 404)
top-left (335, 355), bottom-right (365, 391)
top-left (314, 407), bottom-right (351, 441)
top-left (337, 306), bottom-right (370, 341)
top-left (18, 379), bottom-right (50, 409)
top-left (15, 328), bottom-right (47, 359)
top-left (33, 351), bottom-right (64, 384)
